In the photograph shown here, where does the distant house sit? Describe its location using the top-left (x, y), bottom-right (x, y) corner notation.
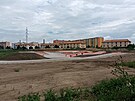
top-left (0, 41), bottom-right (11, 49)
top-left (53, 40), bottom-right (86, 49)
top-left (40, 43), bottom-right (57, 49)
top-left (59, 41), bottom-right (86, 49)
top-left (102, 39), bottom-right (131, 48)
top-left (15, 42), bottom-right (39, 49)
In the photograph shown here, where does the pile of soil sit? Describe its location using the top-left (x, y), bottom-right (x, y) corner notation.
top-left (0, 53), bottom-right (48, 60)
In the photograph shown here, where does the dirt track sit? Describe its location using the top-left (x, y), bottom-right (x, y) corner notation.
top-left (0, 53), bottom-right (135, 101)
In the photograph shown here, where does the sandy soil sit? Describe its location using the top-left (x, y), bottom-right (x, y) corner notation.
top-left (0, 53), bottom-right (135, 101)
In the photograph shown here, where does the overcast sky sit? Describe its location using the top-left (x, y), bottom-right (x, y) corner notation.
top-left (0, 0), bottom-right (135, 43)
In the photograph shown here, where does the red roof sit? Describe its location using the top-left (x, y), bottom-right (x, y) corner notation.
top-left (103, 39), bottom-right (131, 43)
top-left (41, 43), bottom-right (58, 46)
top-left (59, 41), bottom-right (85, 44)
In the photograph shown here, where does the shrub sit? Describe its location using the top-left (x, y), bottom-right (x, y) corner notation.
top-left (45, 88), bottom-right (95, 101)
top-left (14, 68), bottom-right (20, 72)
top-left (18, 93), bottom-right (40, 101)
top-left (44, 90), bottom-right (58, 101)
top-left (92, 76), bottom-right (135, 101)
top-left (120, 61), bottom-right (135, 68)
top-left (127, 44), bottom-right (135, 50)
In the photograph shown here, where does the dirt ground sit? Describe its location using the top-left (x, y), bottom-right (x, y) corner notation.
top-left (0, 53), bottom-right (135, 101)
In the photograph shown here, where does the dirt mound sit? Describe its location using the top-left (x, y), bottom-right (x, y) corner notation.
top-left (0, 53), bottom-right (47, 60)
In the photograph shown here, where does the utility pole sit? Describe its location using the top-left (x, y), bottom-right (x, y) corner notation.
top-left (26, 27), bottom-right (28, 43)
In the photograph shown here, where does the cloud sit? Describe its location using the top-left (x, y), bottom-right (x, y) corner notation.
top-left (0, 0), bottom-right (135, 43)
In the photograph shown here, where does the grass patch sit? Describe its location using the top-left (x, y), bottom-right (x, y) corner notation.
top-left (0, 50), bottom-right (46, 60)
top-left (120, 61), bottom-right (135, 68)
top-left (0, 50), bottom-right (17, 58)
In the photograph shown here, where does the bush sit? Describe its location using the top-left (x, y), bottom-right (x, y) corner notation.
top-left (18, 93), bottom-right (40, 101)
top-left (127, 44), bottom-right (135, 50)
top-left (92, 76), bottom-right (135, 101)
top-left (120, 61), bottom-right (135, 68)
top-left (14, 68), bottom-right (20, 72)
top-left (44, 90), bottom-right (58, 101)
top-left (18, 88), bottom-right (95, 101)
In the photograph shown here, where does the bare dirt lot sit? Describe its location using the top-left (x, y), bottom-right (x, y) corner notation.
top-left (0, 53), bottom-right (135, 101)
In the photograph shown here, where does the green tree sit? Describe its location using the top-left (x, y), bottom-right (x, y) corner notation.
top-left (29, 46), bottom-right (33, 50)
top-left (6, 46), bottom-right (11, 49)
top-left (127, 44), bottom-right (135, 50)
top-left (0, 46), bottom-right (4, 49)
top-left (35, 46), bottom-right (40, 49)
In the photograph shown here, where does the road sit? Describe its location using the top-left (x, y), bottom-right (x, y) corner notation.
top-left (0, 52), bottom-right (127, 64)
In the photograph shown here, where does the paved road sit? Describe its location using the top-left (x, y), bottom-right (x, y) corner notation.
top-left (0, 52), bottom-right (127, 64)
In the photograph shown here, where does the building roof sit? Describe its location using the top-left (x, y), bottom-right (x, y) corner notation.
top-left (0, 41), bottom-right (10, 43)
top-left (103, 39), bottom-right (131, 43)
top-left (59, 41), bottom-right (85, 44)
top-left (15, 43), bottom-right (39, 46)
top-left (41, 43), bottom-right (58, 46)
top-left (53, 40), bottom-right (85, 44)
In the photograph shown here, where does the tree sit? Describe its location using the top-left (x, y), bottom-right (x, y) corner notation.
top-left (112, 46), bottom-right (119, 50)
top-left (45, 45), bottom-right (50, 48)
top-left (54, 45), bottom-right (59, 48)
top-left (17, 45), bottom-right (21, 50)
top-left (0, 46), bottom-right (4, 49)
top-left (22, 46), bottom-right (27, 50)
top-left (6, 46), bottom-right (11, 49)
top-left (86, 45), bottom-right (90, 48)
top-left (35, 46), bottom-right (40, 49)
top-left (96, 45), bottom-right (99, 48)
top-left (67, 46), bottom-right (69, 48)
top-left (127, 44), bottom-right (135, 50)
top-left (29, 46), bottom-right (33, 50)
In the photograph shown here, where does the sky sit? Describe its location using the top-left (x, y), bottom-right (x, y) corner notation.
top-left (0, 0), bottom-right (135, 43)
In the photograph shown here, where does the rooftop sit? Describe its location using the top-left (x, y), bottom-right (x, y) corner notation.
top-left (103, 39), bottom-right (131, 43)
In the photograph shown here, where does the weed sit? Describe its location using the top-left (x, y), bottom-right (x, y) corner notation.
top-left (121, 61), bottom-right (135, 68)
top-left (44, 90), bottom-right (58, 101)
top-left (14, 68), bottom-right (20, 72)
top-left (18, 93), bottom-right (40, 101)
